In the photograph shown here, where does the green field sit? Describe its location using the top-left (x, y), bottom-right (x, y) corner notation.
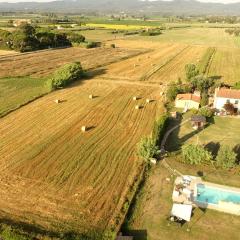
top-left (0, 77), bottom-right (50, 117)
top-left (129, 28), bottom-right (240, 48)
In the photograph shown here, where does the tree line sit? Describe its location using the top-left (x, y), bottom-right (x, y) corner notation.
top-left (0, 23), bottom-right (86, 52)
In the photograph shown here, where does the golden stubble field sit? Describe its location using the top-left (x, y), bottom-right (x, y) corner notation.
top-left (0, 46), bottom-right (145, 78)
top-left (99, 44), bottom-right (206, 83)
top-left (0, 79), bottom-right (164, 233)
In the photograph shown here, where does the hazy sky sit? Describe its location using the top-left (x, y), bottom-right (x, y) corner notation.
top-left (0, 0), bottom-right (240, 4)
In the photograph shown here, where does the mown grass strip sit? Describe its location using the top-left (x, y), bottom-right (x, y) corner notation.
top-left (198, 47), bottom-right (216, 75)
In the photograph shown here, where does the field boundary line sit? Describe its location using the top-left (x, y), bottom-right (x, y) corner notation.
top-left (205, 47), bottom-right (217, 76)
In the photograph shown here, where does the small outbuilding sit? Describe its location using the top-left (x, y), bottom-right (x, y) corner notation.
top-left (191, 115), bottom-right (206, 130)
top-left (171, 203), bottom-right (193, 222)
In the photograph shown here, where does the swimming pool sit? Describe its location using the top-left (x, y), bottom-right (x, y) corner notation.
top-left (196, 184), bottom-right (240, 205)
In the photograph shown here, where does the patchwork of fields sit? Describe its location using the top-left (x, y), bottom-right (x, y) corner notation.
top-left (1, 25), bottom-right (240, 236)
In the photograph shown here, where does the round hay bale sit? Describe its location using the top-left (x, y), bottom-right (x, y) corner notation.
top-left (54, 99), bottom-right (60, 104)
top-left (81, 126), bottom-right (87, 132)
top-left (89, 94), bottom-right (93, 99)
top-left (135, 105), bottom-right (140, 110)
top-left (133, 96), bottom-right (138, 101)
top-left (160, 92), bottom-right (164, 96)
top-left (146, 99), bottom-right (151, 103)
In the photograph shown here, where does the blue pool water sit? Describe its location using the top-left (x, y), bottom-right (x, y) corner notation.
top-left (197, 184), bottom-right (240, 205)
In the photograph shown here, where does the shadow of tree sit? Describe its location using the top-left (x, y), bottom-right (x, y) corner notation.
top-left (123, 230), bottom-right (148, 240)
top-left (205, 142), bottom-right (220, 158)
top-left (234, 144), bottom-right (240, 164)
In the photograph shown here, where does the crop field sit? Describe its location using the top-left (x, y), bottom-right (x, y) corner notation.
top-left (85, 23), bottom-right (155, 30)
top-left (99, 43), bottom-right (206, 83)
top-left (0, 80), bottom-right (163, 234)
top-left (0, 76), bottom-right (49, 117)
top-left (0, 47), bottom-right (144, 78)
top-left (207, 47), bottom-right (240, 85)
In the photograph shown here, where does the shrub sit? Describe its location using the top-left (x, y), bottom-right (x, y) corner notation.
top-left (152, 114), bottom-right (169, 146)
top-left (166, 84), bottom-right (179, 102)
top-left (50, 62), bottom-right (83, 89)
top-left (198, 107), bottom-right (213, 118)
top-left (182, 144), bottom-right (213, 165)
top-left (66, 32), bottom-right (85, 44)
top-left (86, 41), bottom-right (98, 49)
top-left (216, 145), bottom-right (237, 169)
top-left (224, 102), bottom-right (235, 115)
top-left (137, 137), bottom-right (160, 162)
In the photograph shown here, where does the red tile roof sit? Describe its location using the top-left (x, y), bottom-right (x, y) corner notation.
top-left (216, 88), bottom-right (240, 99)
top-left (176, 93), bottom-right (201, 103)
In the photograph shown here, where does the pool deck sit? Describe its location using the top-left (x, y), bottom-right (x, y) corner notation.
top-left (172, 176), bottom-right (240, 216)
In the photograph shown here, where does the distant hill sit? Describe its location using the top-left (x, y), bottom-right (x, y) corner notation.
top-left (1, 0), bottom-right (240, 15)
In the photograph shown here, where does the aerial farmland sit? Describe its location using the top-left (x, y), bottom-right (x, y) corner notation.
top-left (1, 12), bottom-right (240, 240)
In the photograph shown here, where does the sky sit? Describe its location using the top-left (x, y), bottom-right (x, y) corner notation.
top-left (0, 0), bottom-right (240, 4)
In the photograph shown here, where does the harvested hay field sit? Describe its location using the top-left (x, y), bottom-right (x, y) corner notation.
top-left (0, 47), bottom-right (144, 78)
top-left (0, 80), bottom-right (163, 235)
top-left (100, 44), bottom-right (206, 83)
top-left (0, 49), bottom-right (16, 55)
top-left (207, 47), bottom-right (240, 85)
top-left (147, 45), bottom-right (206, 83)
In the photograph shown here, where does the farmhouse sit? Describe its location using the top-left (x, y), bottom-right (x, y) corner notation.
top-left (214, 88), bottom-right (240, 113)
top-left (175, 93), bottom-right (201, 110)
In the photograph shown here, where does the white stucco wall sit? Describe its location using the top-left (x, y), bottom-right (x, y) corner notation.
top-left (214, 97), bottom-right (240, 111)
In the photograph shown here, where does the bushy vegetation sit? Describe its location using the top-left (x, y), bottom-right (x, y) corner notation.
top-left (152, 114), bottom-right (169, 146)
top-left (224, 102), bottom-right (236, 115)
top-left (0, 23), bottom-right (88, 52)
top-left (140, 29), bottom-right (162, 36)
top-left (49, 62), bottom-right (83, 89)
top-left (182, 144), bottom-right (213, 165)
top-left (198, 107), bottom-right (214, 118)
top-left (216, 145), bottom-right (237, 170)
top-left (0, 23), bottom-right (73, 52)
top-left (137, 137), bottom-right (160, 162)
top-left (138, 114), bottom-right (168, 162)
top-left (225, 28), bottom-right (240, 37)
top-left (185, 64), bottom-right (199, 82)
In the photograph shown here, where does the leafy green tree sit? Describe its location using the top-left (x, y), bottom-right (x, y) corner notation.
top-left (191, 75), bottom-right (214, 93)
top-left (200, 91), bottom-right (209, 107)
top-left (198, 107), bottom-right (213, 118)
top-left (18, 23), bottom-right (36, 36)
top-left (185, 64), bottom-right (199, 82)
top-left (137, 137), bottom-right (160, 162)
top-left (50, 62), bottom-right (83, 89)
top-left (66, 32), bottom-right (85, 44)
top-left (166, 84), bottom-right (179, 102)
top-left (182, 144), bottom-right (212, 165)
top-left (216, 145), bottom-right (237, 169)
